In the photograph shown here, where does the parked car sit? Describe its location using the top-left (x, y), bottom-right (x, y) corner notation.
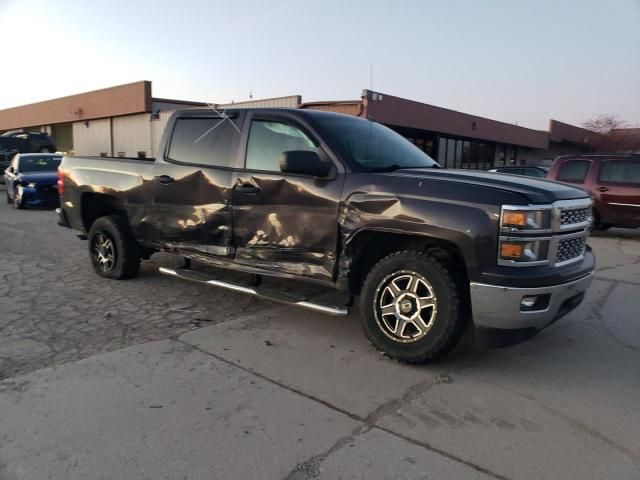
top-left (0, 131), bottom-right (56, 153)
top-left (4, 153), bottom-right (62, 209)
top-left (57, 108), bottom-right (594, 363)
top-left (488, 165), bottom-right (549, 178)
top-left (0, 132), bottom-right (57, 183)
top-left (546, 154), bottom-right (640, 230)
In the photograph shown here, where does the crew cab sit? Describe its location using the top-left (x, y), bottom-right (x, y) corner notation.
top-left (56, 108), bottom-right (595, 363)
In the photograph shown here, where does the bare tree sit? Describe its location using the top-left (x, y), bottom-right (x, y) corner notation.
top-left (581, 114), bottom-right (629, 134)
top-left (582, 114), bottom-right (639, 153)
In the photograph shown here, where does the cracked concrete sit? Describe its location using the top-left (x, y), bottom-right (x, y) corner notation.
top-left (0, 195), bottom-right (639, 479)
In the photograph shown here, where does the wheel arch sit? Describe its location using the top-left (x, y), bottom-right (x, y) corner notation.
top-left (341, 228), bottom-right (470, 299)
top-left (80, 192), bottom-right (128, 232)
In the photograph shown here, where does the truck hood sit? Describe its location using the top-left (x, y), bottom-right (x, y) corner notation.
top-left (391, 168), bottom-right (587, 204)
top-left (17, 171), bottom-right (58, 185)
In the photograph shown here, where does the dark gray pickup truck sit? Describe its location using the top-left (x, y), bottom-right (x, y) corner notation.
top-left (57, 108), bottom-right (595, 363)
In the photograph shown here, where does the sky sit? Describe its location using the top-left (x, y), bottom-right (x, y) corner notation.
top-left (0, 0), bottom-right (638, 130)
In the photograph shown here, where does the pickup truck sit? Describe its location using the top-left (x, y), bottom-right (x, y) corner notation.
top-left (56, 108), bottom-right (595, 363)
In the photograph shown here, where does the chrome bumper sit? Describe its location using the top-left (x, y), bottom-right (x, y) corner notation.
top-left (470, 273), bottom-right (593, 330)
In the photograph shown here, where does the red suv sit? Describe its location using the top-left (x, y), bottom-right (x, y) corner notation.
top-left (546, 154), bottom-right (640, 230)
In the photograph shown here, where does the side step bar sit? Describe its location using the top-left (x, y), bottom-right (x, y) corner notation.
top-left (159, 267), bottom-right (349, 316)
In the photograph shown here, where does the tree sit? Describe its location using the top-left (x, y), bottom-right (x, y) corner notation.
top-left (582, 114), bottom-right (639, 153)
top-left (582, 114), bottom-right (628, 134)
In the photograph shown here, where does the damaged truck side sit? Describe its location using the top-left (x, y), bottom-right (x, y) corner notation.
top-left (57, 108), bottom-right (595, 363)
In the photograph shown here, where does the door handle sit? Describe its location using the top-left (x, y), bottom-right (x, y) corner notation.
top-left (234, 183), bottom-right (260, 195)
top-left (595, 187), bottom-right (609, 192)
top-left (154, 175), bottom-right (175, 185)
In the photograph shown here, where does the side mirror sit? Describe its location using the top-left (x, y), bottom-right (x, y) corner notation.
top-left (280, 150), bottom-right (332, 178)
top-left (6, 166), bottom-right (14, 174)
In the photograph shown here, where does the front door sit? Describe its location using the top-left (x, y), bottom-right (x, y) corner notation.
top-left (149, 114), bottom-right (244, 256)
top-left (231, 113), bottom-right (344, 283)
top-left (593, 159), bottom-right (640, 226)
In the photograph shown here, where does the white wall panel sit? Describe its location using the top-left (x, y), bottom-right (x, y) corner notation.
top-left (112, 114), bottom-right (152, 158)
top-left (72, 119), bottom-right (111, 156)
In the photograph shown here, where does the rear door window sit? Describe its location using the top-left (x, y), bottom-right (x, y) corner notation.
top-left (168, 117), bottom-right (240, 167)
top-left (557, 160), bottom-right (591, 182)
top-left (598, 160), bottom-right (640, 185)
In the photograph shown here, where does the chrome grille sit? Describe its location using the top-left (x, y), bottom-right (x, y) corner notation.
top-left (560, 207), bottom-right (591, 226)
top-left (556, 236), bottom-right (586, 264)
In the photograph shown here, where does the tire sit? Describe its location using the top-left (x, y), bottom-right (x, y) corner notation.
top-left (88, 215), bottom-right (140, 279)
top-left (13, 187), bottom-right (24, 209)
top-left (359, 251), bottom-right (466, 363)
top-left (593, 211), bottom-right (610, 231)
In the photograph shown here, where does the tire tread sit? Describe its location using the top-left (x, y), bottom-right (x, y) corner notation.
top-left (359, 250), bottom-right (465, 363)
top-left (88, 215), bottom-right (140, 279)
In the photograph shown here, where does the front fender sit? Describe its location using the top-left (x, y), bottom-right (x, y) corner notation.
top-left (340, 192), bottom-right (498, 276)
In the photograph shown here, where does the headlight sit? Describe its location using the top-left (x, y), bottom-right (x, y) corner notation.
top-left (27, 182), bottom-right (37, 188)
top-left (500, 206), bottom-right (552, 232)
top-left (498, 238), bottom-right (549, 265)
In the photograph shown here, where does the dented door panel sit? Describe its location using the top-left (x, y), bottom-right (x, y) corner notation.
top-left (149, 163), bottom-right (234, 253)
top-left (232, 173), bottom-right (343, 281)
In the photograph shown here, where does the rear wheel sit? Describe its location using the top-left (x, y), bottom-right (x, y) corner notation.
top-left (88, 215), bottom-right (140, 279)
top-left (359, 251), bottom-right (466, 363)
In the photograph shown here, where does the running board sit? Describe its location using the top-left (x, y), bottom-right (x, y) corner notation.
top-left (158, 267), bottom-right (349, 316)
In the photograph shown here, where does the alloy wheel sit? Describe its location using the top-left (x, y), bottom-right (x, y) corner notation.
top-left (374, 270), bottom-right (438, 343)
top-left (92, 233), bottom-right (116, 272)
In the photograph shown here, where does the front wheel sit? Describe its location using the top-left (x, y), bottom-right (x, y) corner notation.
top-left (88, 215), bottom-right (140, 279)
top-left (359, 251), bottom-right (466, 363)
top-left (13, 187), bottom-right (24, 209)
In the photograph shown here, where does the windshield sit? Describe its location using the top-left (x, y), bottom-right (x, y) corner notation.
top-left (313, 114), bottom-right (438, 171)
top-left (18, 156), bottom-right (61, 172)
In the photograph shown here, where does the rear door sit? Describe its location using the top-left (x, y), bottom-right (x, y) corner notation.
top-left (149, 113), bottom-right (244, 256)
top-left (593, 159), bottom-right (640, 226)
top-left (231, 112), bottom-right (344, 282)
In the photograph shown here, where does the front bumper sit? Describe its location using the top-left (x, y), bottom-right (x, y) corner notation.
top-left (470, 272), bottom-right (593, 330)
top-left (19, 186), bottom-right (59, 207)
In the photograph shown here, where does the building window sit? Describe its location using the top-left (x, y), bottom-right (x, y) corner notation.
top-left (437, 138), bottom-right (446, 165)
top-left (478, 143), bottom-right (494, 170)
top-left (447, 139), bottom-right (455, 168)
top-left (455, 140), bottom-right (463, 168)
